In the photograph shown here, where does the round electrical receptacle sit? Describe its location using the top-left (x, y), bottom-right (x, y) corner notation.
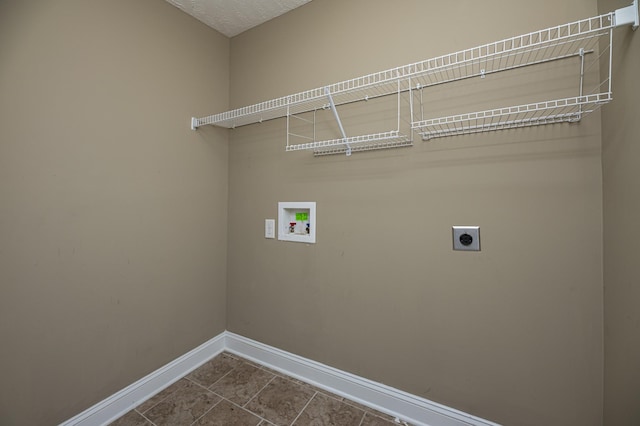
top-left (459, 233), bottom-right (474, 246)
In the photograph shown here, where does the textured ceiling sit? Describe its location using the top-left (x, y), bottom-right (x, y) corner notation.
top-left (165, 0), bottom-right (312, 37)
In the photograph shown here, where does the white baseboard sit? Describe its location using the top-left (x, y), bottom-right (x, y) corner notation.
top-left (60, 331), bottom-right (499, 426)
top-left (60, 332), bottom-right (226, 426)
top-left (225, 332), bottom-right (499, 426)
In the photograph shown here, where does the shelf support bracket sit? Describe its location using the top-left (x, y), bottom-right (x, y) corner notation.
top-left (324, 86), bottom-right (352, 156)
top-left (615, 0), bottom-right (639, 30)
top-left (191, 117), bottom-right (199, 130)
top-left (577, 48), bottom-right (585, 120)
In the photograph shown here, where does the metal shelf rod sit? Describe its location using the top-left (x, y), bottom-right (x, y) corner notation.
top-left (324, 87), bottom-right (352, 156)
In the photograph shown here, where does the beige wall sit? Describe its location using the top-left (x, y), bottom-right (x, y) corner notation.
top-left (6, 0), bottom-right (635, 424)
top-left (0, 1), bottom-right (229, 424)
top-left (599, 0), bottom-right (640, 425)
top-left (227, 1), bottom-right (603, 425)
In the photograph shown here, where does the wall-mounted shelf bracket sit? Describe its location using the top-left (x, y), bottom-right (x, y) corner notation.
top-left (191, 117), bottom-right (199, 130)
top-left (324, 87), bottom-right (352, 156)
top-left (615, 0), bottom-right (639, 30)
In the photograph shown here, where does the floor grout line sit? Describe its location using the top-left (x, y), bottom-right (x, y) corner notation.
top-left (110, 353), bottom-right (399, 426)
top-left (134, 378), bottom-right (186, 417)
top-left (242, 374), bottom-right (276, 408)
top-left (185, 375), bottom-right (219, 393)
top-left (218, 395), bottom-right (268, 424)
top-left (206, 360), bottom-right (239, 389)
top-left (357, 411), bottom-right (366, 426)
top-left (188, 396), bottom-right (223, 426)
top-left (138, 410), bottom-right (158, 426)
top-left (288, 391), bottom-right (318, 426)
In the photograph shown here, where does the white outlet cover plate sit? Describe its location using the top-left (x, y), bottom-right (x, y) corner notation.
top-left (265, 219), bottom-right (275, 239)
top-left (452, 226), bottom-right (480, 251)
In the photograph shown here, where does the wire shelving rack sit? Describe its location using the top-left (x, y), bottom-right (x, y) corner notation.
top-left (191, 1), bottom-right (638, 155)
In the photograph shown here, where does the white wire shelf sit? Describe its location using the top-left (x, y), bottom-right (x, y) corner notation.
top-left (191, 1), bottom-right (638, 155)
top-left (312, 139), bottom-right (414, 156)
top-left (193, 76), bottom-right (405, 130)
top-left (413, 93), bottom-right (612, 140)
top-left (194, 13), bottom-right (615, 128)
top-left (284, 130), bottom-right (413, 156)
top-left (407, 14), bottom-right (613, 92)
top-left (284, 79), bottom-right (413, 156)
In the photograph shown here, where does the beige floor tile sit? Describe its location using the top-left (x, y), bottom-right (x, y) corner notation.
top-left (144, 380), bottom-right (220, 425)
top-left (244, 376), bottom-right (316, 426)
top-left (209, 362), bottom-right (275, 405)
top-left (258, 365), bottom-right (345, 401)
top-left (187, 353), bottom-right (243, 387)
top-left (340, 400), bottom-right (397, 422)
top-left (288, 377), bottom-right (346, 401)
top-left (229, 354), bottom-right (264, 369)
top-left (109, 352), bottom-right (409, 426)
top-left (136, 378), bottom-right (191, 413)
top-left (359, 412), bottom-right (399, 426)
top-left (196, 399), bottom-right (262, 426)
top-left (107, 410), bottom-right (152, 426)
top-left (292, 393), bottom-right (365, 426)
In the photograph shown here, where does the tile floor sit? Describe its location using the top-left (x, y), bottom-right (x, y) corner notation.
top-left (109, 352), bottom-right (404, 426)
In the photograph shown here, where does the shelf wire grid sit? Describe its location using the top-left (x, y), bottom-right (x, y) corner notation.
top-left (412, 13), bottom-right (615, 139)
top-left (194, 13), bottom-right (616, 130)
top-left (191, 11), bottom-right (626, 155)
top-left (414, 93), bottom-right (611, 140)
top-left (284, 78), bottom-right (414, 156)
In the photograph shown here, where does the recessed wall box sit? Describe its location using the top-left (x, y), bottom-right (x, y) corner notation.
top-left (453, 226), bottom-right (480, 251)
top-left (278, 202), bottom-right (316, 243)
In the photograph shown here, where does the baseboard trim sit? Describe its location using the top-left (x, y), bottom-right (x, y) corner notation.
top-left (60, 332), bottom-right (226, 426)
top-left (225, 332), bottom-right (499, 426)
top-left (61, 331), bottom-right (499, 426)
